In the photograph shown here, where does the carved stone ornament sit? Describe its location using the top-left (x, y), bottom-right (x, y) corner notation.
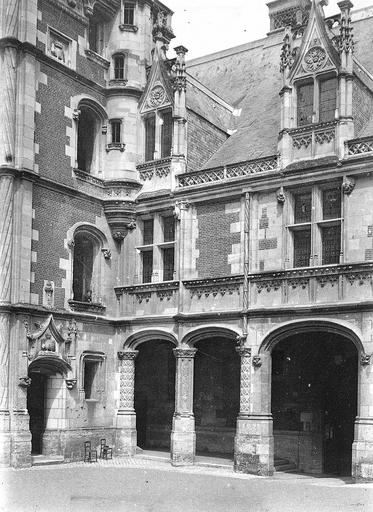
top-left (342, 176), bottom-right (355, 195)
top-left (147, 85), bottom-right (166, 108)
top-left (101, 249), bottom-right (112, 260)
top-left (304, 46), bottom-right (327, 72)
top-left (72, 109), bottom-right (80, 121)
top-left (112, 231), bottom-right (126, 241)
top-left (360, 353), bottom-right (371, 366)
top-left (174, 200), bottom-right (190, 220)
top-left (65, 378), bottom-right (77, 389)
top-left (118, 350), bottom-right (138, 361)
top-left (276, 187), bottom-right (286, 204)
top-left (252, 356), bottom-right (262, 368)
top-left (173, 348), bottom-right (197, 359)
top-left (19, 377), bottom-right (32, 388)
top-left (236, 345), bottom-right (251, 358)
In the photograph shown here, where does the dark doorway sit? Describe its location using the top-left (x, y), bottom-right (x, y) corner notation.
top-left (271, 332), bottom-right (358, 475)
top-left (27, 373), bottom-right (46, 454)
top-left (193, 338), bottom-right (240, 456)
top-left (134, 340), bottom-right (175, 450)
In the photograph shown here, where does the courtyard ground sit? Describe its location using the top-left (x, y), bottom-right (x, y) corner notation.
top-left (1, 455), bottom-right (372, 512)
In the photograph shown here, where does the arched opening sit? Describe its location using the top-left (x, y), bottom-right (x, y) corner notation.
top-left (27, 372), bottom-right (46, 454)
top-left (271, 331), bottom-right (358, 475)
top-left (27, 355), bottom-right (70, 456)
top-left (77, 106), bottom-right (99, 173)
top-left (73, 232), bottom-right (95, 302)
top-left (193, 338), bottom-right (240, 457)
top-left (134, 340), bottom-right (175, 451)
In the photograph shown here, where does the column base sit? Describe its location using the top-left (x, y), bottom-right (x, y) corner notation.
top-left (171, 414), bottom-right (195, 466)
top-left (234, 414), bottom-right (274, 476)
top-left (352, 417), bottom-right (373, 481)
top-left (115, 411), bottom-right (137, 457)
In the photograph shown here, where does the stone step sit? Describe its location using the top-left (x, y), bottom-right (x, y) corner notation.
top-left (31, 455), bottom-right (64, 466)
top-left (274, 458), bottom-right (297, 472)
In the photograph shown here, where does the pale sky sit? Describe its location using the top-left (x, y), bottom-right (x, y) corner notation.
top-left (166, 0), bottom-right (373, 60)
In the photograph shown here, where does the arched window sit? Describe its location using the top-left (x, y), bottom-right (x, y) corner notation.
top-left (144, 108), bottom-right (173, 162)
top-left (72, 232), bottom-right (95, 302)
top-left (75, 100), bottom-right (106, 174)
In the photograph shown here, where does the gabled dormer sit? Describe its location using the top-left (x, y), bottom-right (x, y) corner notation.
top-left (278, 0), bottom-right (355, 167)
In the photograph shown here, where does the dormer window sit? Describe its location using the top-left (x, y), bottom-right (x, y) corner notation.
top-left (297, 75), bottom-right (337, 126)
top-left (144, 109), bottom-right (173, 162)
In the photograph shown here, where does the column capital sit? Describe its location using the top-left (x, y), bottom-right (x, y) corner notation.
top-left (173, 348), bottom-right (197, 359)
top-left (118, 349), bottom-right (138, 361)
top-left (236, 346), bottom-right (251, 358)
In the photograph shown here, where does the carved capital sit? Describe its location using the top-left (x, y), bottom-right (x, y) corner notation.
top-left (236, 346), bottom-right (251, 358)
top-left (174, 200), bottom-right (190, 220)
top-left (118, 350), bottom-right (138, 361)
top-left (342, 176), bottom-right (355, 195)
top-left (72, 109), bottom-right (80, 121)
top-left (173, 348), bottom-right (197, 359)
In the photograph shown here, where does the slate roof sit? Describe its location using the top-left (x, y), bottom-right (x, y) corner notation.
top-left (186, 7), bottom-right (373, 170)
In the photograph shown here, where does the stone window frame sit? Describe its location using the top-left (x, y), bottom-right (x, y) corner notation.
top-left (119, 1), bottom-right (138, 32)
top-left (142, 107), bottom-right (173, 162)
top-left (47, 26), bottom-right (74, 69)
top-left (69, 224), bottom-right (108, 307)
top-left (74, 98), bottom-right (108, 176)
top-left (136, 212), bottom-right (177, 283)
top-left (294, 71), bottom-right (338, 127)
top-left (79, 351), bottom-right (106, 402)
top-left (284, 181), bottom-right (343, 268)
top-left (106, 118), bottom-right (125, 152)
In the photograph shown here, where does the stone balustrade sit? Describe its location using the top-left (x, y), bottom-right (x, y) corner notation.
top-left (345, 136), bottom-right (373, 157)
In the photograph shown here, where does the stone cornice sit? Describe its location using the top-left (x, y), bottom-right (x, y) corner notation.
top-left (46, 0), bottom-right (89, 25)
top-left (183, 275), bottom-right (243, 288)
top-left (115, 281), bottom-right (180, 297)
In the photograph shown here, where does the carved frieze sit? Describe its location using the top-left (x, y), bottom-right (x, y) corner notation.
top-left (346, 137), bottom-right (373, 156)
top-left (314, 128), bottom-right (335, 145)
top-left (293, 134), bottom-right (312, 149)
top-left (255, 279), bottom-right (282, 294)
top-left (345, 273), bottom-right (372, 286)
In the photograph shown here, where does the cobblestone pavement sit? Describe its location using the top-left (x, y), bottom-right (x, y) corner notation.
top-left (1, 456), bottom-right (373, 512)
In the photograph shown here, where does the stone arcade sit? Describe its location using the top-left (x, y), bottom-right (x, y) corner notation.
top-left (1, 0), bottom-right (373, 481)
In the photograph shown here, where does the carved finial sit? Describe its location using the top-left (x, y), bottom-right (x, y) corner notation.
top-left (338, 1), bottom-right (354, 54)
top-left (280, 27), bottom-right (293, 73)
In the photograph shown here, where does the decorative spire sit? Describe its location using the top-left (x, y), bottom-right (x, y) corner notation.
top-left (280, 27), bottom-right (293, 73)
top-left (338, 1), bottom-right (354, 54)
top-left (173, 46), bottom-right (188, 92)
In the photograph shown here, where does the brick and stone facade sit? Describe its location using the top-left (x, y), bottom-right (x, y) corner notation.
top-left (1, 0), bottom-right (373, 482)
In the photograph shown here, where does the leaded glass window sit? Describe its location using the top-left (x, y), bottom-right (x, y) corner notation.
top-left (322, 188), bottom-right (341, 220)
top-left (297, 82), bottom-right (314, 126)
top-left (143, 219), bottom-right (154, 245)
top-left (322, 225), bottom-right (340, 265)
top-left (163, 248), bottom-right (174, 281)
top-left (294, 192), bottom-right (312, 223)
top-left (142, 251), bottom-right (153, 283)
top-left (293, 230), bottom-right (311, 267)
top-left (319, 78), bottom-right (337, 123)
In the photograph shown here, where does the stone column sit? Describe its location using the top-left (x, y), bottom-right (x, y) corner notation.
top-left (171, 348), bottom-right (196, 465)
top-left (116, 349), bottom-right (138, 457)
top-left (352, 351), bottom-right (373, 481)
top-left (234, 349), bottom-right (274, 476)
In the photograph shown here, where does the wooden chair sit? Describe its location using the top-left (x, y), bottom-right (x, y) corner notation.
top-left (100, 438), bottom-right (113, 460)
top-left (84, 441), bottom-right (97, 462)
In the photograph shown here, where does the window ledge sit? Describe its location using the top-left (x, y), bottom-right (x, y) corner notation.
top-left (106, 142), bottom-right (126, 152)
top-left (119, 24), bottom-right (138, 33)
top-left (73, 168), bottom-right (104, 187)
top-left (85, 49), bottom-right (110, 69)
top-left (108, 79), bottom-right (128, 87)
top-left (68, 300), bottom-right (106, 314)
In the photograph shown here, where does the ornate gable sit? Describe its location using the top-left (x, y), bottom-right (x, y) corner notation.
top-left (290, 0), bottom-right (340, 81)
top-left (139, 47), bottom-right (174, 114)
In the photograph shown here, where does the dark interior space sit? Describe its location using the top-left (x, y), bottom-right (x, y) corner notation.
top-left (72, 233), bottom-right (94, 302)
top-left (193, 338), bottom-right (240, 456)
top-left (272, 332), bottom-right (358, 475)
top-left (135, 340), bottom-right (175, 450)
top-left (77, 107), bottom-right (96, 173)
top-left (27, 372), bottom-right (46, 455)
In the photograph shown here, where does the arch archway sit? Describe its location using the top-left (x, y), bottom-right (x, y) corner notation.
top-left (184, 327), bottom-right (240, 458)
top-left (260, 320), bottom-right (360, 476)
top-left (130, 331), bottom-right (177, 451)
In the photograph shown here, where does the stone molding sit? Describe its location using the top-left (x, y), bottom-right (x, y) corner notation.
top-left (345, 136), bottom-right (373, 156)
top-left (118, 350), bottom-right (138, 361)
top-left (183, 276), bottom-right (242, 299)
top-left (137, 157), bottom-right (172, 181)
top-left (115, 281), bottom-right (179, 303)
top-left (173, 348), bottom-right (197, 359)
top-left (236, 346), bottom-right (251, 358)
top-left (68, 300), bottom-right (106, 314)
top-left (84, 49), bottom-right (110, 69)
top-left (177, 155), bottom-right (277, 188)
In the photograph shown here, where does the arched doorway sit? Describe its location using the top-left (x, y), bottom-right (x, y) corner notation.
top-left (271, 331), bottom-right (358, 475)
top-left (27, 372), bottom-right (46, 454)
top-left (193, 338), bottom-right (240, 457)
top-left (134, 340), bottom-right (175, 450)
